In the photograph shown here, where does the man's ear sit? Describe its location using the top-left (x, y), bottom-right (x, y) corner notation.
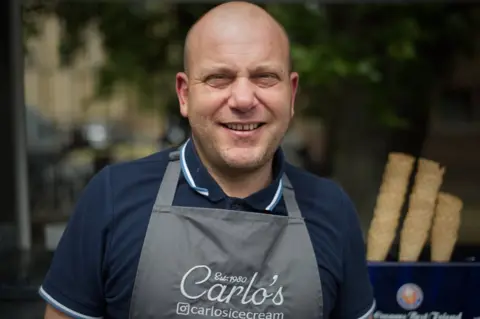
top-left (289, 71), bottom-right (299, 118)
top-left (176, 72), bottom-right (189, 117)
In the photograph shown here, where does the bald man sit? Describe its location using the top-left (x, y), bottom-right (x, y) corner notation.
top-left (41, 2), bottom-right (375, 319)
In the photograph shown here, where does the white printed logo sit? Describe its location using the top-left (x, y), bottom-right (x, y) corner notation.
top-left (176, 302), bottom-right (190, 316)
top-left (176, 302), bottom-right (284, 319)
top-left (180, 265), bottom-right (284, 306)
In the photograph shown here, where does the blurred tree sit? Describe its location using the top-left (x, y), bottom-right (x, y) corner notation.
top-left (22, 2), bottom-right (480, 166)
top-left (281, 3), bottom-right (479, 258)
top-left (266, 3), bottom-right (480, 173)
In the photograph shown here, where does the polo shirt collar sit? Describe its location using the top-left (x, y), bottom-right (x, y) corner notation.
top-left (179, 138), bottom-right (285, 212)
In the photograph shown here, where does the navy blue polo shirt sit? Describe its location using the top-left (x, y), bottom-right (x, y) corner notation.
top-left (39, 138), bottom-right (375, 319)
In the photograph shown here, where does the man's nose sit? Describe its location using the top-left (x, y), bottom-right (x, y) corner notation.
top-left (228, 77), bottom-right (256, 112)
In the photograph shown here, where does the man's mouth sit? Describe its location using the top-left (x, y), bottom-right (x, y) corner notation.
top-left (221, 123), bottom-right (265, 131)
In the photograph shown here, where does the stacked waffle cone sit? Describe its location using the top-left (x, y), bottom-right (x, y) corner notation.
top-left (430, 192), bottom-right (463, 262)
top-left (367, 153), bottom-right (415, 261)
top-left (399, 159), bottom-right (445, 261)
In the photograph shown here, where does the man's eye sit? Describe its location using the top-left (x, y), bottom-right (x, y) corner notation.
top-left (205, 75), bottom-right (231, 87)
top-left (257, 73), bottom-right (276, 78)
top-left (208, 74), bottom-right (227, 80)
top-left (253, 73), bottom-right (279, 86)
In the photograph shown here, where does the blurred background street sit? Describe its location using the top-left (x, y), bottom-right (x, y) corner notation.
top-left (1, 1), bottom-right (480, 317)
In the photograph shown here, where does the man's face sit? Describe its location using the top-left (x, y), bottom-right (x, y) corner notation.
top-left (176, 19), bottom-right (298, 172)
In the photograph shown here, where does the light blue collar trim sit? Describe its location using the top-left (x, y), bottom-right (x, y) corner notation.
top-left (265, 178), bottom-right (283, 212)
top-left (180, 140), bottom-right (209, 197)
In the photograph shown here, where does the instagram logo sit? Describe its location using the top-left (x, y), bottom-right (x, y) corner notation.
top-left (176, 302), bottom-right (190, 315)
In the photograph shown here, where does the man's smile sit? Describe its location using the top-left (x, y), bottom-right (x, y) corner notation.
top-left (220, 122), bottom-right (266, 131)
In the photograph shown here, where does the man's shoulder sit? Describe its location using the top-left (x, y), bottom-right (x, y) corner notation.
top-left (110, 147), bottom-right (174, 172)
top-left (284, 162), bottom-right (346, 204)
top-left (284, 162), bottom-right (358, 228)
top-left (106, 147), bottom-right (176, 182)
top-left (78, 147), bottom-right (177, 215)
top-left (68, 148), bottom-right (175, 225)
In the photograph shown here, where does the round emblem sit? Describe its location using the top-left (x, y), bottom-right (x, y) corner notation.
top-left (396, 283), bottom-right (423, 310)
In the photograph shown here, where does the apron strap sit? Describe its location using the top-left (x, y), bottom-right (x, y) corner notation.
top-left (153, 151), bottom-right (181, 209)
top-left (169, 150), bottom-right (180, 161)
top-left (282, 175), bottom-right (302, 218)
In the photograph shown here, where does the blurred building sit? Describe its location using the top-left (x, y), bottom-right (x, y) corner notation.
top-left (17, 15), bottom-right (167, 251)
top-left (24, 15), bottom-right (164, 141)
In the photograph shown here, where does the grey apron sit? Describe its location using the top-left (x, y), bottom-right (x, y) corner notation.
top-left (129, 151), bottom-right (323, 319)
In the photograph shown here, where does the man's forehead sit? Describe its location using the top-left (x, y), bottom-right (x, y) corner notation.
top-left (196, 61), bottom-right (288, 75)
top-left (190, 27), bottom-right (288, 70)
top-left (184, 2), bottom-right (290, 73)
top-left (194, 18), bottom-right (284, 49)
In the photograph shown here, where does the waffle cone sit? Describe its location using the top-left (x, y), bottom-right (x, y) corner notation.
top-left (367, 152), bottom-right (415, 261)
top-left (431, 192), bottom-right (463, 262)
top-left (399, 158), bottom-right (445, 262)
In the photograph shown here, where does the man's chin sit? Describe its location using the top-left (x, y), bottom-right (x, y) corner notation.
top-left (220, 148), bottom-right (267, 170)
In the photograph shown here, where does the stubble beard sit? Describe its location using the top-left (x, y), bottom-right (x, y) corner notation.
top-left (189, 119), bottom-right (285, 177)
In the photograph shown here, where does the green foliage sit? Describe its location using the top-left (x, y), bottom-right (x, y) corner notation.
top-left (23, 2), bottom-right (480, 127)
top-left (268, 3), bottom-right (479, 126)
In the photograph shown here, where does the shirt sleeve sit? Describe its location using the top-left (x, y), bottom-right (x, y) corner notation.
top-left (39, 166), bottom-right (114, 319)
top-left (331, 189), bottom-right (375, 319)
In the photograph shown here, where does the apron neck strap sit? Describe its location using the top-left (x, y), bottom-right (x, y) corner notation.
top-left (169, 150), bottom-right (181, 161)
top-left (281, 175), bottom-right (302, 218)
top-left (155, 151), bottom-right (302, 218)
top-left (153, 151), bottom-right (181, 210)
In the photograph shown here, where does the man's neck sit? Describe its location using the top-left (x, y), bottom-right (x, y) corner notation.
top-left (207, 161), bottom-right (274, 199)
top-left (189, 138), bottom-right (277, 198)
